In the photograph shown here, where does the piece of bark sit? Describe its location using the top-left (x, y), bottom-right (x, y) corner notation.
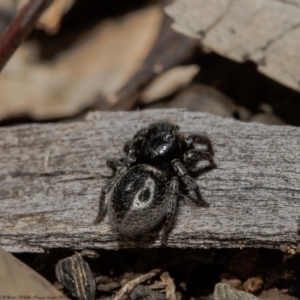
top-left (0, 246), bottom-right (64, 296)
top-left (0, 109), bottom-right (299, 252)
top-left (55, 253), bottom-right (96, 300)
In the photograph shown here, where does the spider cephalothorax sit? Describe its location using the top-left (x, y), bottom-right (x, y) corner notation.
top-left (95, 121), bottom-right (216, 245)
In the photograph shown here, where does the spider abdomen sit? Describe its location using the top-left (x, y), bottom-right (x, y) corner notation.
top-left (108, 164), bottom-right (169, 236)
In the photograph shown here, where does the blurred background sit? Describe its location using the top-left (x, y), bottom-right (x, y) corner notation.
top-left (1, 1), bottom-right (300, 299)
top-left (0, 0), bottom-right (300, 126)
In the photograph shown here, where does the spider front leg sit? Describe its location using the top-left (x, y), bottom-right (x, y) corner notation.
top-left (172, 159), bottom-right (209, 207)
top-left (94, 166), bottom-right (127, 224)
top-left (161, 177), bottom-right (179, 246)
top-left (107, 158), bottom-right (125, 175)
top-left (107, 152), bottom-right (136, 176)
top-left (183, 149), bottom-right (216, 170)
top-left (124, 127), bottom-right (148, 155)
top-left (185, 134), bottom-right (214, 156)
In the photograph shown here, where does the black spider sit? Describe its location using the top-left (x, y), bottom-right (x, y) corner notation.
top-left (95, 121), bottom-right (216, 245)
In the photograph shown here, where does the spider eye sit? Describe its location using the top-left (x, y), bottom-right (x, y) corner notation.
top-left (165, 134), bottom-right (173, 142)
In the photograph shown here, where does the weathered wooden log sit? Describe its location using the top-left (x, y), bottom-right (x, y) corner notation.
top-left (0, 109), bottom-right (299, 252)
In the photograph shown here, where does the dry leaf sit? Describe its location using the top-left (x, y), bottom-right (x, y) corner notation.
top-left (37, 0), bottom-right (75, 34)
top-left (0, 246), bottom-right (64, 297)
top-left (166, 0), bottom-right (300, 91)
top-left (141, 64), bottom-right (199, 104)
top-left (15, 0), bottom-right (74, 34)
top-left (0, 6), bottom-right (163, 120)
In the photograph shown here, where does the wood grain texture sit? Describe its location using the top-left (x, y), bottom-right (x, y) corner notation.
top-left (0, 109), bottom-right (299, 252)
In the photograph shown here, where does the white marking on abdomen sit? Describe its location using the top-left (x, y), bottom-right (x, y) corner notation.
top-left (132, 177), bottom-right (155, 209)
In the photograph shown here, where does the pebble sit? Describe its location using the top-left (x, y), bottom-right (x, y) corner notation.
top-left (243, 276), bottom-right (264, 294)
top-left (213, 283), bottom-right (258, 300)
top-left (258, 288), bottom-right (298, 300)
top-left (249, 113), bottom-right (286, 125)
top-left (129, 284), bottom-right (166, 300)
top-left (220, 273), bottom-right (243, 290)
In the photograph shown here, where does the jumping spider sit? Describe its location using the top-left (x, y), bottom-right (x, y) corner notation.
top-left (95, 121), bottom-right (216, 245)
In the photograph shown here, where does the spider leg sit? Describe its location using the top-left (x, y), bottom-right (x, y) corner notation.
top-left (94, 166), bottom-right (127, 224)
top-left (123, 140), bottom-right (134, 155)
top-left (172, 159), bottom-right (209, 207)
top-left (124, 127), bottom-right (148, 153)
top-left (133, 127), bottom-right (148, 139)
top-left (107, 153), bottom-right (136, 176)
top-left (161, 177), bottom-right (178, 246)
top-left (106, 158), bottom-right (125, 174)
top-left (185, 134), bottom-right (214, 156)
top-left (124, 127), bottom-right (148, 155)
top-left (183, 149), bottom-right (216, 170)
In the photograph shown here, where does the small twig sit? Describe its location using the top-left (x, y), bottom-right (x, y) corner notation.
top-left (148, 282), bottom-right (167, 290)
top-left (160, 272), bottom-right (176, 300)
top-left (113, 258), bottom-right (180, 300)
top-left (0, 0), bottom-right (53, 72)
top-left (113, 268), bottom-right (161, 300)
